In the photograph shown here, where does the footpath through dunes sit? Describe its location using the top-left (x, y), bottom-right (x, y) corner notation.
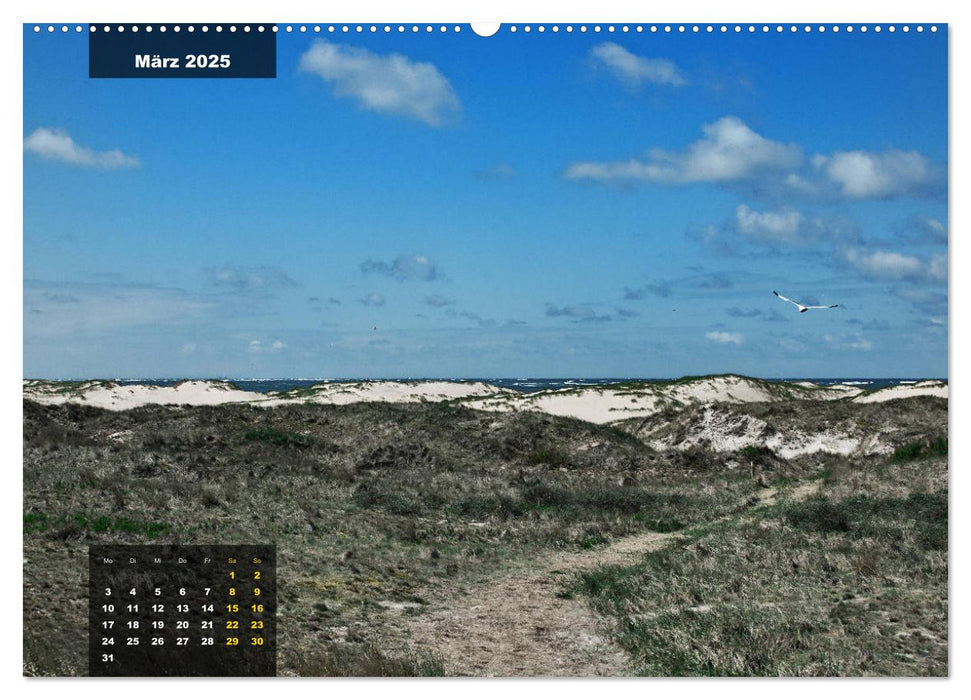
top-left (403, 481), bottom-right (819, 677)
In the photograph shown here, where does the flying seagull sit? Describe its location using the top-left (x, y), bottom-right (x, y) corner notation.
top-left (773, 290), bottom-right (839, 313)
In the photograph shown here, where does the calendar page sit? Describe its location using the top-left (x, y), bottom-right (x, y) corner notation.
top-left (22, 13), bottom-right (949, 679)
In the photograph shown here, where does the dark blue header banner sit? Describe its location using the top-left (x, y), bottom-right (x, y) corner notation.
top-left (88, 24), bottom-right (276, 78)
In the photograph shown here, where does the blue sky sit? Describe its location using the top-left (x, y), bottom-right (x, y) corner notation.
top-left (23, 26), bottom-right (948, 378)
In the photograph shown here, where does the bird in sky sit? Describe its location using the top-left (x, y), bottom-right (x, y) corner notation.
top-left (773, 290), bottom-right (840, 313)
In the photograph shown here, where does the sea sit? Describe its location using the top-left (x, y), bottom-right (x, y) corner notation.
top-left (107, 377), bottom-right (944, 394)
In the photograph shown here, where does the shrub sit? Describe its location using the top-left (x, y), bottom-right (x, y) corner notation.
top-left (243, 427), bottom-right (312, 447)
top-left (892, 437), bottom-right (947, 462)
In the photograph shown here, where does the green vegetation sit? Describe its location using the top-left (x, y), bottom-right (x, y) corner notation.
top-left (893, 437), bottom-right (947, 462)
top-left (27, 399), bottom-right (751, 675)
top-left (23, 392), bottom-right (947, 677)
top-left (243, 426), bottom-right (314, 446)
top-left (24, 511), bottom-right (172, 538)
top-left (569, 458), bottom-right (948, 676)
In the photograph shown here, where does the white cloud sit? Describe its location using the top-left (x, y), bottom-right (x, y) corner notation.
top-left (563, 117), bottom-right (940, 202)
top-left (735, 204), bottom-right (807, 244)
top-left (299, 40), bottom-right (460, 126)
top-left (812, 149), bottom-right (935, 199)
top-left (24, 127), bottom-right (139, 169)
top-left (928, 253), bottom-right (947, 281)
top-left (564, 116), bottom-right (800, 184)
top-left (705, 331), bottom-right (743, 345)
top-left (841, 247), bottom-right (944, 282)
top-left (248, 338), bottom-right (287, 354)
top-left (925, 218), bottom-right (946, 237)
top-left (590, 42), bottom-right (686, 87)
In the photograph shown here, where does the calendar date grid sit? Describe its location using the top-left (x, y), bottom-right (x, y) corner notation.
top-left (88, 544), bottom-right (276, 677)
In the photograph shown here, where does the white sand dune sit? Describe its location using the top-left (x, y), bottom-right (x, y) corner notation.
top-left (268, 381), bottom-right (513, 406)
top-left (642, 405), bottom-right (891, 458)
top-left (23, 379), bottom-right (510, 411)
top-left (462, 375), bottom-right (863, 424)
top-left (23, 380), bottom-right (268, 410)
top-left (853, 380), bottom-right (948, 404)
top-left (23, 375), bottom-right (945, 424)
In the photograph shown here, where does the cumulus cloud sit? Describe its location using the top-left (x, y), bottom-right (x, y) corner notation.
top-left (692, 206), bottom-right (862, 256)
top-left (705, 331), bottom-right (743, 345)
top-left (812, 149), bottom-right (936, 199)
top-left (564, 116), bottom-right (800, 185)
top-left (207, 265), bottom-right (298, 290)
top-left (841, 248), bottom-right (944, 282)
top-left (360, 254), bottom-right (441, 282)
top-left (590, 42), bottom-right (686, 87)
top-left (545, 304), bottom-right (612, 323)
top-left (299, 40), bottom-right (460, 126)
top-left (24, 127), bottom-right (139, 169)
top-left (735, 204), bottom-right (812, 245)
top-left (563, 116), bottom-right (941, 202)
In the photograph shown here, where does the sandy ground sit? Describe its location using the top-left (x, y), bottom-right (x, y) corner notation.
top-left (22, 376), bottom-right (947, 423)
top-left (403, 480), bottom-right (821, 676)
top-left (463, 375), bottom-right (866, 424)
top-left (405, 530), bottom-right (675, 676)
top-left (644, 404), bottom-right (893, 458)
top-left (22, 379), bottom-right (508, 410)
top-left (853, 381), bottom-right (949, 404)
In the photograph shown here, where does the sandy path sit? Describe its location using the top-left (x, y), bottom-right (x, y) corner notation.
top-left (405, 481), bottom-right (821, 677)
top-left (406, 530), bottom-right (678, 676)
